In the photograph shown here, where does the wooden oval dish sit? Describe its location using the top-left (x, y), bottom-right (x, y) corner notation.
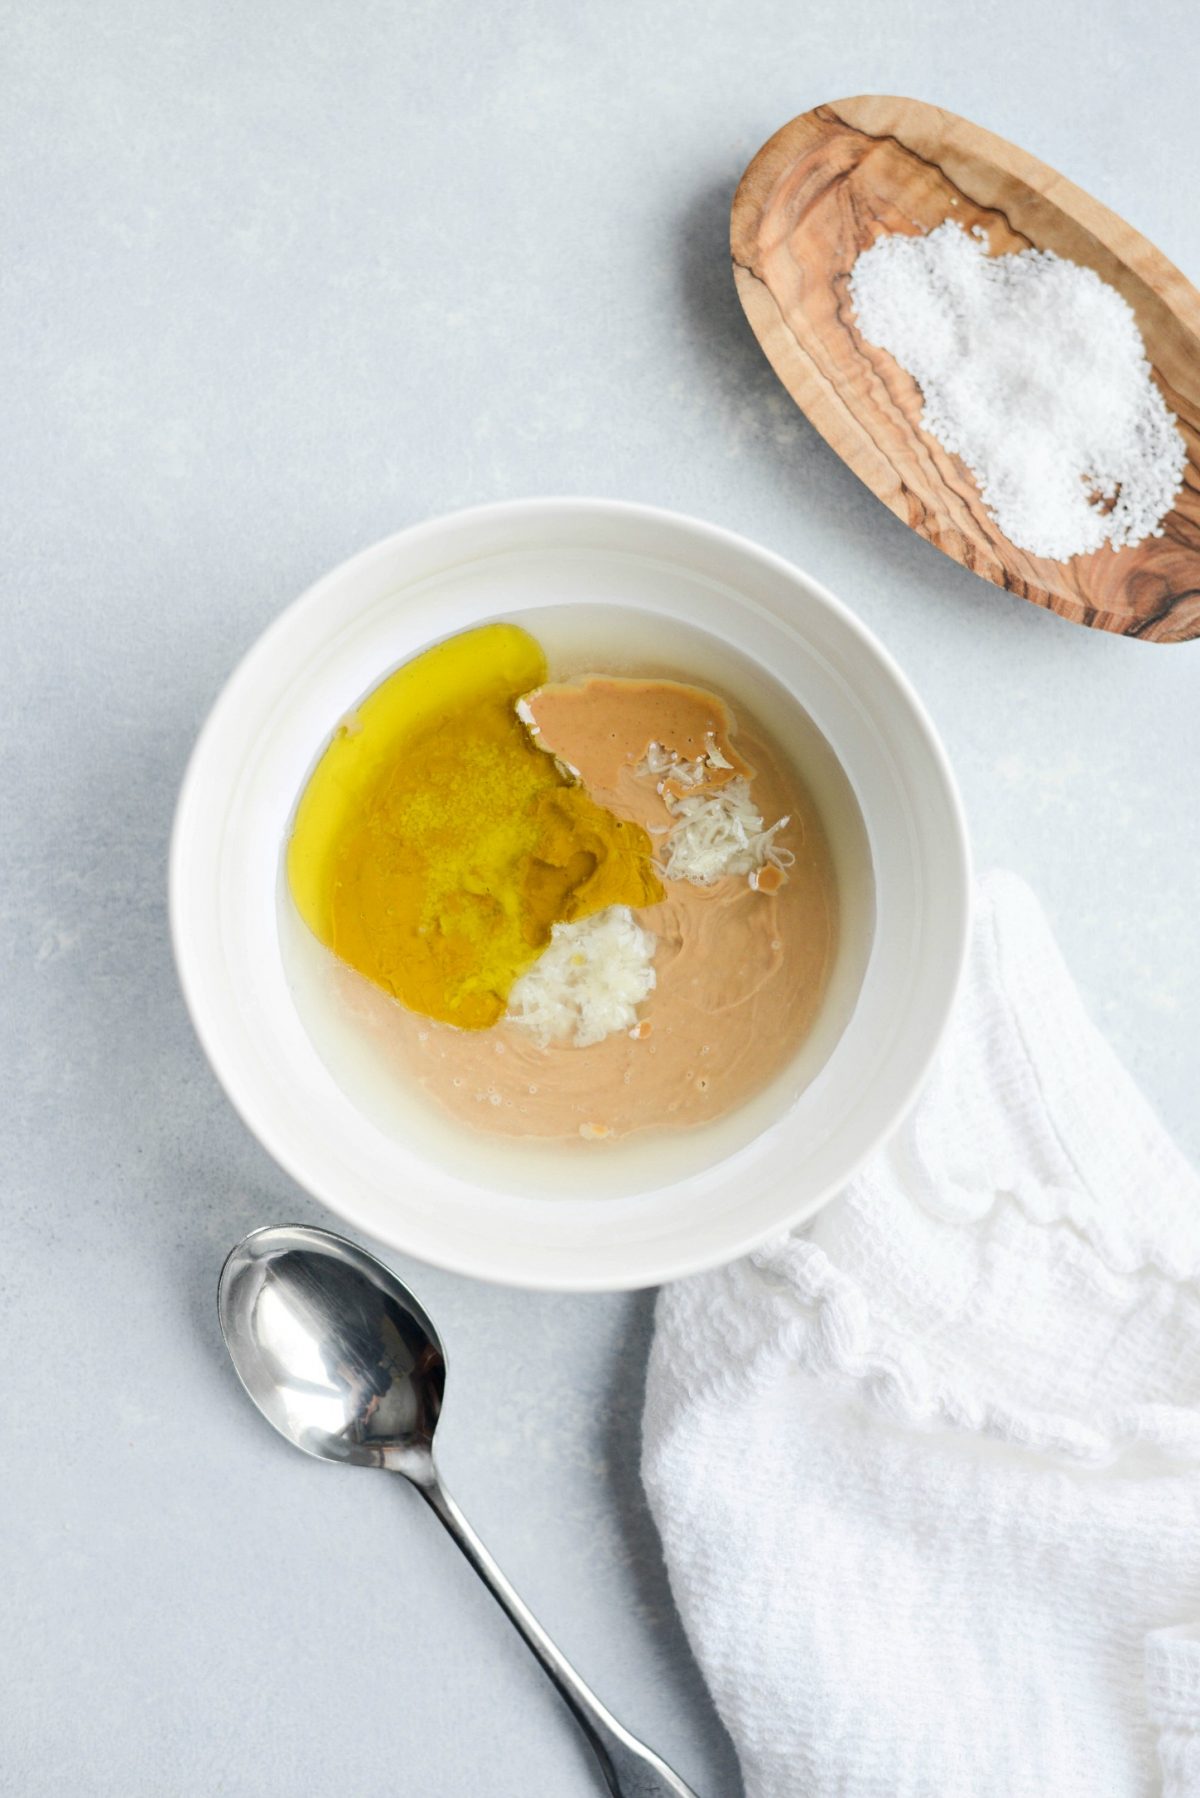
top-left (731, 95), bottom-right (1200, 641)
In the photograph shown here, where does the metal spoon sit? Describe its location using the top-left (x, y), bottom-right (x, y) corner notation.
top-left (218, 1223), bottom-right (700, 1798)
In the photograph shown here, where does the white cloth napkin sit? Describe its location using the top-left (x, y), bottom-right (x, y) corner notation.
top-left (643, 872), bottom-right (1200, 1798)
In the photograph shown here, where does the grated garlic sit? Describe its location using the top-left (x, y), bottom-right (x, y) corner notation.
top-left (639, 742), bottom-right (793, 888)
top-left (641, 734), bottom-right (732, 790)
top-left (660, 775), bottom-right (793, 886)
top-left (505, 906), bottom-right (656, 1047)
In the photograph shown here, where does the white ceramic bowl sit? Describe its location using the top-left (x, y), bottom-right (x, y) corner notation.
top-left (171, 499), bottom-right (969, 1290)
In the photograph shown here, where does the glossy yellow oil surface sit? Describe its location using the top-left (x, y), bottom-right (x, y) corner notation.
top-left (286, 623), bottom-right (662, 1030)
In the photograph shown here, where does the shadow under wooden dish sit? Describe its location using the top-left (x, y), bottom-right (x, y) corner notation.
top-left (731, 94), bottom-right (1200, 642)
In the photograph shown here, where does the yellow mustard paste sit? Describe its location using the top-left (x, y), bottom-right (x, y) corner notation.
top-left (286, 623), bottom-right (662, 1030)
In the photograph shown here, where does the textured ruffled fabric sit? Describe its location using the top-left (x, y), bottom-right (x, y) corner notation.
top-left (643, 872), bottom-right (1200, 1797)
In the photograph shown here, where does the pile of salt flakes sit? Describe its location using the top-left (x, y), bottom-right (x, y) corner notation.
top-left (848, 220), bottom-right (1186, 562)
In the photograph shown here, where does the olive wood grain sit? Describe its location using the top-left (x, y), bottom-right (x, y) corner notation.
top-left (731, 95), bottom-right (1200, 641)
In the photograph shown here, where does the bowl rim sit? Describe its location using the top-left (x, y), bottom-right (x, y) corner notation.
top-left (170, 496), bottom-right (971, 1290)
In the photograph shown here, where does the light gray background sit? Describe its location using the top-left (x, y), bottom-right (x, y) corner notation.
top-left (4, 2), bottom-right (1198, 1793)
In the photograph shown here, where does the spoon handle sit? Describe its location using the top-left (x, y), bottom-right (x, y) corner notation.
top-left (415, 1472), bottom-right (701, 1797)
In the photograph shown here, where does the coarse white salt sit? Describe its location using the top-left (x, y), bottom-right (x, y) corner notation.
top-left (505, 905), bottom-right (656, 1048)
top-left (848, 221), bottom-right (1186, 561)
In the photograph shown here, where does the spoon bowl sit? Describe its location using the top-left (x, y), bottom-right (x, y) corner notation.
top-left (218, 1224), bottom-right (445, 1476)
top-left (218, 1224), bottom-right (699, 1797)
top-left (731, 95), bottom-right (1200, 640)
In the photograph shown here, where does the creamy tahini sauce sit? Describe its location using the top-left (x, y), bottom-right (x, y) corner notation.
top-left (526, 676), bottom-right (752, 807)
top-left (327, 677), bottom-right (839, 1144)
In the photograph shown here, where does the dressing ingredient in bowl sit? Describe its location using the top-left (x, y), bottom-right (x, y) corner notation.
top-left (505, 905), bottom-right (657, 1047)
top-left (286, 624), bottom-right (662, 1031)
top-left (336, 700), bottom-right (838, 1144)
top-left (523, 676), bottom-right (794, 888)
top-left (287, 637), bottom-right (840, 1147)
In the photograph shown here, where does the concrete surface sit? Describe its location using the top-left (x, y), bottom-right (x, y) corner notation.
top-left (4, 1), bottom-right (1197, 1792)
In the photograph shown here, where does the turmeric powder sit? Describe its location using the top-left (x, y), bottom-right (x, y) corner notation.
top-left (286, 623), bottom-right (662, 1030)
